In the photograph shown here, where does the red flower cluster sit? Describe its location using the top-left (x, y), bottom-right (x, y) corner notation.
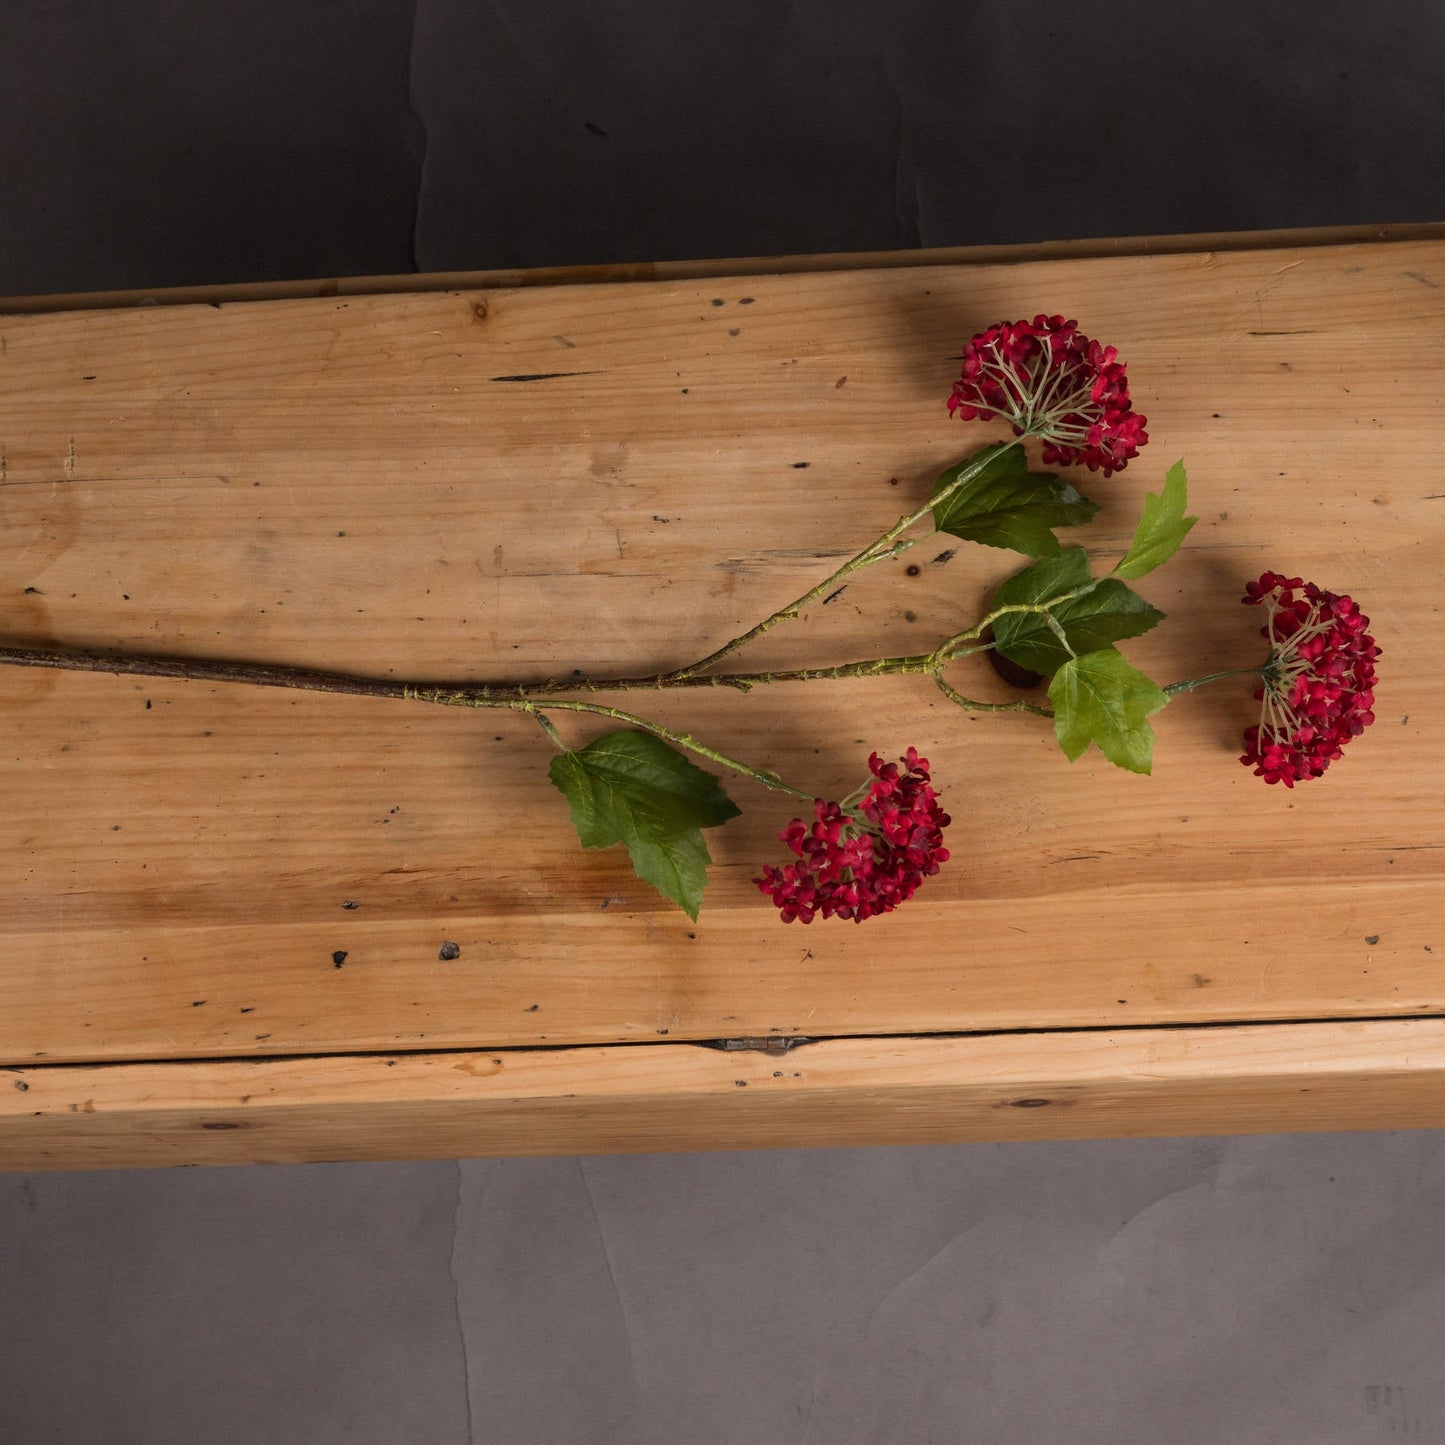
top-left (947, 315), bottom-right (1148, 476)
top-left (755, 748), bottom-right (951, 923)
top-left (1241, 572), bottom-right (1380, 786)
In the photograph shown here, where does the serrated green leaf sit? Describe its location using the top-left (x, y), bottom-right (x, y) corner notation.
top-left (931, 442), bottom-right (1099, 558)
top-left (992, 557), bottom-right (1165, 675)
top-left (987, 548), bottom-right (1090, 671)
top-left (1048, 648), bottom-right (1169, 775)
top-left (1115, 459), bottom-right (1198, 579)
top-left (547, 730), bottom-right (740, 920)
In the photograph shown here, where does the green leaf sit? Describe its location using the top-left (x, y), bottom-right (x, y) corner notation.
top-left (1115, 459), bottom-right (1198, 579)
top-left (992, 550), bottom-right (1165, 676)
top-left (547, 730), bottom-right (740, 920)
top-left (931, 442), bottom-right (1099, 558)
top-left (1048, 648), bottom-right (1169, 775)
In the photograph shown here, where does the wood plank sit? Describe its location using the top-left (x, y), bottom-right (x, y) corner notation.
top-left (1, 237), bottom-right (1442, 1065)
top-left (7, 1018), bottom-right (1445, 1171)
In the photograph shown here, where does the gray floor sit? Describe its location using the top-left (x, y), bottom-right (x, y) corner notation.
top-left (3, 4), bottom-right (1445, 1441)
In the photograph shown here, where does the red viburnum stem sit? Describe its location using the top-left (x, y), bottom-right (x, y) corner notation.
top-left (934, 675), bottom-right (1051, 717)
top-left (0, 644), bottom-right (816, 799)
top-left (654, 442), bottom-right (1012, 683)
top-left (1163, 667), bottom-right (1263, 697)
top-left (0, 643), bottom-right (940, 698)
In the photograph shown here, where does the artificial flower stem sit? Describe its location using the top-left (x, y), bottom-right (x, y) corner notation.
top-left (529, 711), bottom-right (567, 751)
top-left (0, 644), bottom-right (815, 800)
top-left (654, 443), bottom-right (1008, 683)
top-left (929, 586), bottom-right (1099, 667)
top-left (1163, 667), bottom-right (1263, 696)
top-left (934, 675), bottom-right (1051, 717)
top-left (0, 642), bottom-right (948, 697)
top-left (430, 693), bottom-right (816, 801)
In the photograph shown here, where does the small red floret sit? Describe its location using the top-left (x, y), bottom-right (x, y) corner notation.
top-left (948, 314), bottom-right (1148, 476)
top-left (754, 748), bottom-right (951, 923)
top-left (1240, 572), bottom-right (1380, 786)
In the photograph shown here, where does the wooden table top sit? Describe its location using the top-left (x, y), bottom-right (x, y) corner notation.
top-left (2, 226), bottom-right (1442, 1166)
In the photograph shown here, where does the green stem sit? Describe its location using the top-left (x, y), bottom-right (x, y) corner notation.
top-left (529, 711), bottom-right (567, 750)
top-left (934, 675), bottom-right (1051, 717)
top-left (1163, 667), bottom-right (1262, 697)
top-left (519, 698), bottom-right (817, 801)
top-left (927, 586), bottom-right (1099, 669)
top-left (656, 443), bottom-right (1007, 682)
top-left (0, 644), bottom-right (815, 799)
top-left (0, 641), bottom-right (963, 699)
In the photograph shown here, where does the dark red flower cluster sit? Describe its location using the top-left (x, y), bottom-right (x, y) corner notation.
top-left (755, 748), bottom-right (951, 923)
top-left (947, 314), bottom-right (1148, 476)
top-left (1241, 571), bottom-right (1380, 786)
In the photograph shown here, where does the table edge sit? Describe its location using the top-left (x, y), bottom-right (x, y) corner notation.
top-left (4, 221), bottom-right (1444, 316)
top-left (6, 1016), bottom-right (1444, 1170)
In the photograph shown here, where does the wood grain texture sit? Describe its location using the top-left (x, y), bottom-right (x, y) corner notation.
top-left (1, 236), bottom-right (1442, 1084)
top-left (6, 1018), bottom-right (1445, 1171)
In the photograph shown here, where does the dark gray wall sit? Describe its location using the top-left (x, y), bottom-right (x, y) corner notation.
top-left (3, 4), bottom-right (1444, 1442)
top-left (3, 1), bottom-right (1442, 296)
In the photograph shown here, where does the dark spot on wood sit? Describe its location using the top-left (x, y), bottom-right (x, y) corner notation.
top-left (1009, 1097), bottom-right (1052, 1108)
top-left (472, 299), bottom-right (489, 322)
top-left (835, 375), bottom-right (847, 388)
top-left (489, 370), bottom-right (598, 383)
top-left (23, 586), bottom-right (41, 594)
top-left (1365, 934), bottom-right (1380, 946)
top-left (822, 585), bottom-right (848, 605)
top-left (438, 941), bottom-right (461, 961)
top-left (905, 564), bottom-right (920, 577)
top-left (145, 699), bottom-right (152, 710)
top-left (332, 950), bottom-right (348, 968)
top-left (904, 609), bottom-right (917, 622)
top-left (656, 1028), bottom-right (669, 1035)
top-left (191, 999), bottom-right (207, 1007)
top-left (738, 297), bottom-right (755, 305)
top-left (687, 932), bottom-right (697, 940)
top-left (1191, 973), bottom-right (1211, 988)
top-left (710, 299), bottom-right (725, 307)
top-left (201, 1121), bottom-right (245, 1130)
top-left (792, 461), bottom-right (810, 469)
top-left (526, 1003), bottom-right (539, 1012)
top-left (734, 1080), bottom-right (748, 1087)
top-left (342, 900), bottom-right (359, 909)
top-left (83, 374), bottom-right (96, 380)
top-left (240, 1007), bottom-right (254, 1013)
top-left (12, 1080), bottom-right (28, 1091)
top-left (728, 328), bottom-right (741, 337)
